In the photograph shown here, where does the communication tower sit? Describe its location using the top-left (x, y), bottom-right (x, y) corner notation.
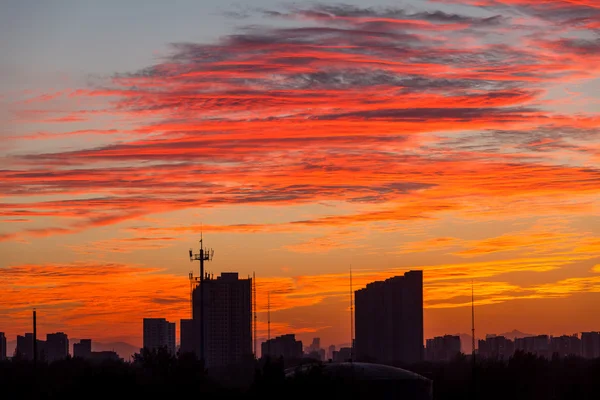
top-left (188, 232), bottom-right (214, 364)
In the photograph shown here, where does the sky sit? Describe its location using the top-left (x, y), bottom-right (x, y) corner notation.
top-left (1, 0), bottom-right (599, 353)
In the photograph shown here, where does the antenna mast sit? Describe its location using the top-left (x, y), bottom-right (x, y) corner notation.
top-left (350, 265), bottom-right (354, 362)
top-left (267, 291), bottom-right (271, 356)
top-left (471, 280), bottom-right (476, 358)
top-left (253, 272), bottom-right (257, 359)
top-left (188, 232), bottom-right (214, 365)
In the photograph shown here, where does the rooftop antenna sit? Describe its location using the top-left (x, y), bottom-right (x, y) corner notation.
top-left (350, 265), bottom-right (354, 362)
top-left (471, 280), bottom-right (475, 359)
top-left (188, 271), bottom-right (194, 319)
top-left (471, 279), bottom-right (476, 399)
top-left (188, 229), bottom-right (214, 365)
top-left (267, 291), bottom-right (271, 356)
top-left (253, 272), bottom-right (257, 359)
top-left (33, 308), bottom-right (37, 367)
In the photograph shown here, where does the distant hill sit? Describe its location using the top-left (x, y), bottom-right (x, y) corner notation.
top-left (497, 330), bottom-right (535, 340)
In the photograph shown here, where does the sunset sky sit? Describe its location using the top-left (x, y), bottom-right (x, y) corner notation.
top-left (1, 0), bottom-right (599, 352)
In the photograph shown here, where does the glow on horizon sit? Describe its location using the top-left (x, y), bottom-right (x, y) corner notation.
top-left (1, 0), bottom-right (599, 350)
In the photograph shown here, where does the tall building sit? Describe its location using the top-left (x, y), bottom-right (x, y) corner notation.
top-left (143, 318), bottom-right (176, 355)
top-left (550, 335), bottom-right (581, 358)
top-left (186, 272), bottom-right (252, 368)
top-left (180, 319), bottom-right (199, 356)
top-left (261, 334), bottom-right (303, 360)
top-left (333, 347), bottom-right (353, 363)
top-left (327, 344), bottom-right (336, 361)
top-left (16, 333), bottom-right (34, 360)
top-left (355, 270), bottom-right (423, 365)
top-left (478, 335), bottom-right (515, 360)
top-left (425, 335), bottom-right (461, 362)
top-left (46, 332), bottom-right (69, 362)
top-left (581, 332), bottom-right (600, 359)
top-left (515, 335), bottom-right (550, 358)
top-left (73, 339), bottom-right (92, 359)
top-left (0, 332), bottom-right (6, 360)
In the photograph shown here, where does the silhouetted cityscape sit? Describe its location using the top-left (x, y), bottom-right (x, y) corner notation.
top-left (3, 264), bottom-right (600, 398)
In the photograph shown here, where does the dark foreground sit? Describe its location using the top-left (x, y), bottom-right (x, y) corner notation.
top-left (2, 351), bottom-right (600, 400)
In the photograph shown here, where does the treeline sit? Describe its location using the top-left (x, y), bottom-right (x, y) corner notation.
top-left (1, 349), bottom-right (600, 399)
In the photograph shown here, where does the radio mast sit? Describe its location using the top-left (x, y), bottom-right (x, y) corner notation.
top-left (188, 232), bottom-right (214, 364)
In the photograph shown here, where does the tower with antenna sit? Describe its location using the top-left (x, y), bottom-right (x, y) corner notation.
top-left (253, 271), bottom-right (257, 359)
top-left (267, 291), bottom-right (271, 356)
top-left (471, 280), bottom-right (476, 359)
top-left (350, 266), bottom-right (354, 362)
top-left (188, 232), bottom-right (214, 364)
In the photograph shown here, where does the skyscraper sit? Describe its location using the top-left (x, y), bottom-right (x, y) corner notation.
top-left (355, 270), bottom-right (423, 365)
top-left (46, 332), bottom-right (69, 362)
top-left (143, 318), bottom-right (176, 355)
top-left (581, 332), bottom-right (600, 359)
top-left (185, 272), bottom-right (252, 368)
top-left (0, 332), bottom-right (6, 360)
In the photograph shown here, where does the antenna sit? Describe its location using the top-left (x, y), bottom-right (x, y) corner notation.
top-left (189, 271), bottom-right (194, 319)
top-left (267, 291), bottom-right (271, 356)
top-left (33, 308), bottom-right (37, 367)
top-left (471, 279), bottom-right (476, 400)
top-left (253, 272), bottom-right (257, 359)
top-left (350, 265), bottom-right (354, 362)
top-left (472, 280), bottom-right (476, 358)
top-left (188, 234), bottom-right (214, 365)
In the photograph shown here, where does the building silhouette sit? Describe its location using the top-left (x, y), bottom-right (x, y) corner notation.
top-left (478, 335), bottom-right (515, 360)
top-left (89, 350), bottom-right (121, 363)
top-left (73, 339), bottom-right (92, 359)
top-left (261, 334), bottom-right (303, 360)
top-left (0, 332), bottom-right (6, 360)
top-left (425, 335), bottom-right (461, 362)
top-left (328, 344), bottom-right (336, 361)
top-left (581, 332), bottom-right (600, 359)
top-left (333, 347), bottom-right (353, 362)
top-left (16, 333), bottom-right (34, 360)
top-left (179, 319), bottom-right (199, 356)
top-left (143, 318), bottom-right (176, 355)
top-left (550, 334), bottom-right (581, 358)
top-left (181, 272), bottom-right (252, 368)
top-left (46, 332), bottom-right (69, 362)
top-left (355, 270), bottom-right (424, 365)
top-left (515, 335), bottom-right (550, 358)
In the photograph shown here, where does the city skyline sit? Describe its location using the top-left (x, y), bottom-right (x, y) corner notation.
top-left (2, 0), bottom-right (600, 349)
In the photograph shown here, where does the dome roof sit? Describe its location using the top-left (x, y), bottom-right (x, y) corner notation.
top-left (285, 362), bottom-right (431, 382)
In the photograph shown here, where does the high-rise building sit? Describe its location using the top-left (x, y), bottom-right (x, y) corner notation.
top-left (581, 332), bottom-right (600, 359)
top-left (190, 272), bottom-right (252, 368)
top-left (180, 319), bottom-right (199, 356)
top-left (46, 332), bottom-right (69, 362)
top-left (550, 335), bottom-right (581, 358)
top-left (515, 335), bottom-right (550, 358)
top-left (327, 344), bottom-right (336, 361)
top-left (425, 335), bottom-right (461, 362)
top-left (261, 334), bottom-right (303, 360)
top-left (73, 339), bottom-right (92, 359)
top-left (0, 332), bottom-right (6, 360)
top-left (477, 335), bottom-right (515, 360)
top-left (355, 270), bottom-right (424, 365)
top-left (333, 347), bottom-right (353, 363)
top-left (143, 318), bottom-right (176, 355)
top-left (16, 333), bottom-right (34, 360)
